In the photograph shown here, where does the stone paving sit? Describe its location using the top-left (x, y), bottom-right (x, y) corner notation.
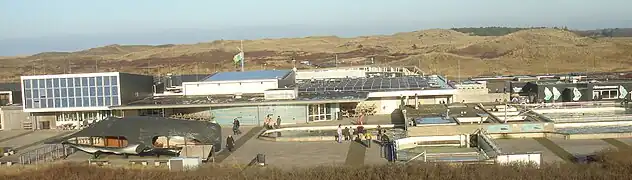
top-left (221, 138), bottom-right (351, 169)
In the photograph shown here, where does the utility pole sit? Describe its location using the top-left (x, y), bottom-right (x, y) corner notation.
top-left (240, 40), bottom-right (244, 72)
top-left (458, 59), bottom-right (461, 84)
top-left (68, 59), bottom-right (72, 74)
top-left (95, 58), bottom-right (98, 72)
top-left (335, 54), bottom-right (338, 67)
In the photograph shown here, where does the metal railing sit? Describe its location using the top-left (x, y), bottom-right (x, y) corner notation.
top-left (18, 144), bottom-right (75, 164)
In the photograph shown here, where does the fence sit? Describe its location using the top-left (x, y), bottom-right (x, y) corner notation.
top-left (18, 144), bottom-right (75, 164)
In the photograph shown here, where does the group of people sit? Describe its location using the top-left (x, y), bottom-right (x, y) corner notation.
top-left (226, 115), bottom-right (283, 152)
top-left (264, 115), bottom-right (282, 129)
top-left (336, 124), bottom-right (390, 148)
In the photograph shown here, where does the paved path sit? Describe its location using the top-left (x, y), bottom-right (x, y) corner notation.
top-left (602, 138), bottom-right (632, 150)
top-left (533, 138), bottom-right (576, 163)
top-left (0, 130), bottom-right (33, 144)
top-left (215, 126), bottom-right (264, 163)
top-left (344, 141), bottom-right (366, 166)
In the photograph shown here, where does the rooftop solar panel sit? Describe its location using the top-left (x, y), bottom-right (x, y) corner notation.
top-left (297, 76), bottom-right (445, 93)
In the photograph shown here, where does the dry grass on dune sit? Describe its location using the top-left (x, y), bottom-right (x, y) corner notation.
top-left (1, 28), bottom-right (632, 82)
top-left (3, 149), bottom-right (632, 180)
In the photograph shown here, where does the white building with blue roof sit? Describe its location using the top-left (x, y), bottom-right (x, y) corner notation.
top-left (182, 70), bottom-right (296, 96)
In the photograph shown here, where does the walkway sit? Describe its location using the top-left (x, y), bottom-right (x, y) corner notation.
top-left (344, 141), bottom-right (367, 166)
top-left (533, 138), bottom-right (576, 163)
top-left (215, 126), bottom-right (264, 163)
top-left (602, 138), bottom-right (632, 150)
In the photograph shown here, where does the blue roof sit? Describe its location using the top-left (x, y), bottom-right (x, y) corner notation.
top-left (204, 70), bottom-right (291, 82)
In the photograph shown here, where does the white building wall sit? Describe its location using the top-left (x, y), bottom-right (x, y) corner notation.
top-left (296, 70), bottom-right (366, 80)
top-left (183, 80), bottom-right (279, 96)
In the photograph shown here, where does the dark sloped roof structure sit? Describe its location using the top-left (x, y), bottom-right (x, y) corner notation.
top-left (63, 116), bottom-right (222, 149)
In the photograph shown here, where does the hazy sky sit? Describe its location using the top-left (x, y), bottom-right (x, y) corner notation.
top-left (1, 0), bottom-right (631, 55)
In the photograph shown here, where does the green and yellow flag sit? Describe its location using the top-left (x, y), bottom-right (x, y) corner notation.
top-left (233, 51), bottom-right (244, 64)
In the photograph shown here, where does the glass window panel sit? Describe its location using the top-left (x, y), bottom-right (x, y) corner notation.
top-left (47, 99), bottom-right (53, 108)
top-left (67, 78), bottom-right (73, 87)
top-left (104, 87), bottom-right (111, 96)
top-left (61, 88), bottom-right (67, 97)
top-left (46, 79), bottom-right (53, 88)
top-left (82, 87), bottom-right (89, 97)
top-left (110, 76), bottom-right (118, 85)
top-left (24, 80), bottom-right (31, 88)
top-left (74, 78), bottom-right (81, 87)
top-left (83, 97), bottom-right (90, 106)
top-left (104, 97), bottom-right (111, 106)
top-left (40, 100), bottom-right (46, 108)
top-left (75, 88), bottom-right (82, 97)
top-left (46, 89), bottom-right (53, 98)
top-left (68, 88), bottom-right (74, 97)
top-left (89, 77), bottom-right (96, 86)
top-left (53, 78), bottom-right (60, 87)
top-left (90, 97), bottom-right (96, 106)
top-left (33, 89), bottom-right (39, 98)
top-left (76, 98), bottom-right (83, 107)
top-left (104, 76), bottom-right (110, 85)
top-left (38, 79), bottom-right (45, 88)
top-left (61, 98), bottom-right (68, 107)
top-left (97, 97), bottom-right (104, 106)
top-left (89, 87), bottom-right (96, 96)
top-left (96, 76), bottom-right (103, 86)
top-left (54, 89), bottom-right (60, 97)
top-left (81, 77), bottom-right (88, 86)
top-left (60, 78), bottom-right (66, 87)
top-left (54, 98), bottom-right (61, 108)
top-left (32, 80), bottom-right (38, 88)
top-left (25, 90), bottom-right (32, 98)
top-left (26, 99), bottom-right (33, 108)
top-left (97, 87), bottom-right (103, 96)
top-left (111, 86), bottom-right (118, 95)
top-left (112, 96), bottom-right (119, 105)
top-left (68, 98), bottom-right (75, 107)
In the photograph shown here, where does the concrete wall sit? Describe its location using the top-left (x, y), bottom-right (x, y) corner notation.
top-left (407, 123), bottom-right (554, 136)
top-left (0, 106), bottom-right (29, 130)
top-left (183, 80), bottom-right (278, 95)
top-left (359, 98), bottom-right (400, 115)
top-left (455, 90), bottom-right (509, 103)
top-left (277, 71), bottom-right (296, 88)
top-left (395, 135), bottom-right (468, 150)
top-left (30, 112), bottom-right (56, 129)
top-left (295, 69), bottom-right (366, 80)
top-left (119, 73), bottom-right (154, 105)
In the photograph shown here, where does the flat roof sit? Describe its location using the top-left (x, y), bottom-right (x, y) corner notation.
top-left (297, 76), bottom-right (451, 93)
top-left (112, 92), bottom-right (367, 109)
top-left (0, 83), bottom-right (19, 91)
top-left (203, 70), bottom-right (291, 82)
top-left (20, 72), bottom-right (121, 79)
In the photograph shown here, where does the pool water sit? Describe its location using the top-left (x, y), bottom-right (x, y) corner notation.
top-left (556, 125), bottom-right (632, 134)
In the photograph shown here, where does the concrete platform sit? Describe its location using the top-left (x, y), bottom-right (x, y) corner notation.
top-left (0, 130), bottom-right (69, 148)
top-left (548, 138), bottom-right (615, 157)
top-left (494, 138), bottom-right (564, 163)
top-left (221, 139), bottom-right (349, 169)
top-left (0, 130), bottom-right (32, 141)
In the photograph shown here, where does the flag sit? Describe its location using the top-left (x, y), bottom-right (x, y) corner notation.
top-left (233, 51), bottom-right (244, 64)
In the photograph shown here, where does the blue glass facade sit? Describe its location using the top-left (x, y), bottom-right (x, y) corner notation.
top-left (22, 75), bottom-right (121, 109)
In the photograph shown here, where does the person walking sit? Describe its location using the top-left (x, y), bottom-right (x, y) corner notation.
top-left (336, 124), bottom-right (343, 143)
top-left (233, 118), bottom-right (241, 135)
top-left (343, 127), bottom-right (350, 141)
top-left (226, 135), bottom-right (235, 152)
top-left (276, 116), bottom-right (282, 129)
top-left (376, 125), bottom-right (382, 140)
top-left (365, 132), bottom-right (373, 148)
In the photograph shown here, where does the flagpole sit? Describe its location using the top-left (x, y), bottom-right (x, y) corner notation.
top-left (240, 40), bottom-right (244, 72)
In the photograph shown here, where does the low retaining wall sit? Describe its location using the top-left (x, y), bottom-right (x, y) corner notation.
top-left (262, 124), bottom-right (396, 134)
top-left (259, 136), bottom-right (336, 142)
top-left (565, 132), bottom-right (632, 140)
top-left (395, 135), bottom-right (469, 150)
top-left (555, 121), bottom-right (632, 128)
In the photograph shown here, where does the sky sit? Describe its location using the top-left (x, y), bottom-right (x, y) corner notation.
top-left (1, 0), bottom-right (631, 56)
